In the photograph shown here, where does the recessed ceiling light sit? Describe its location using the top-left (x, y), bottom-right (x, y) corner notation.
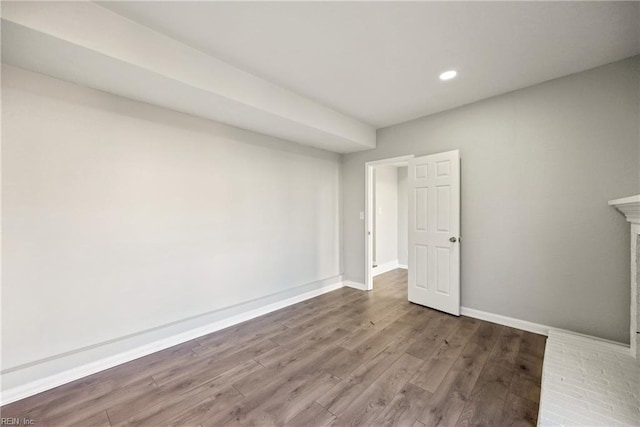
top-left (439, 70), bottom-right (457, 81)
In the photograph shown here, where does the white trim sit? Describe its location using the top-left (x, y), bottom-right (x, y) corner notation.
top-left (460, 306), bottom-right (549, 335)
top-left (4, 288), bottom-right (628, 405)
top-left (461, 306), bottom-right (630, 349)
top-left (1, 276), bottom-right (345, 405)
top-left (397, 264), bottom-right (408, 269)
top-left (373, 260), bottom-right (400, 276)
top-left (608, 194), bottom-right (640, 206)
top-left (365, 155), bottom-right (416, 167)
top-left (365, 154), bottom-right (414, 291)
top-left (609, 194), bottom-right (640, 225)
top-left (344, 281), bottom-right (368, 291)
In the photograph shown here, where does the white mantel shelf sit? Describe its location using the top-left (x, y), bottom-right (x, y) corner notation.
top-left (609, 195), bottom-right (640, 224)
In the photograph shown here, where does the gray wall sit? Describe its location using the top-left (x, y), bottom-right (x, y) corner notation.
top-left (398, 166), bottom-right (408, 266)
top-left (343, 56), bottom-right (640, 343)
top-left (2, 65), bottom-right (342, 383)
top-left (374, 165), bottom-right (399, 265)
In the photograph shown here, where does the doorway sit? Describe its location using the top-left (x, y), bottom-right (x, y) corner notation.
top-left (365, 155), bottom-right (414, 291)
top-left (365, 151), bottom-right (461, 316)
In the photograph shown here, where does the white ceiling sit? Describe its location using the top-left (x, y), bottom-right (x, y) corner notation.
top-left (99, 1), bottom-right (640, 128)
top-left (3, 2), bottom-right (376, 153)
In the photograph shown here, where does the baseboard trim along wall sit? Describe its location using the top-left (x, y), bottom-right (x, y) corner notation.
top-left (0, 275), bottom-right (345, 405)
top-left (372, 259), bottom-right (401, 277)
top-left (460, 307), bottom-right (551, 336)
top-left (344, 281), bottom-right (368, 291)
top-left (460, 306), bottom-right (630, 349)
top-left (4, 280), bottom-right (628, 405)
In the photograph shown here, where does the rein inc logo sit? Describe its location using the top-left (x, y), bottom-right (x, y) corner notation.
top-left (1, 419), bottom-right (34, 425)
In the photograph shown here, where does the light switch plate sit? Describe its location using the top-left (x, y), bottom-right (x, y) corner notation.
top-left (359, 211), bottom-right (364, 220)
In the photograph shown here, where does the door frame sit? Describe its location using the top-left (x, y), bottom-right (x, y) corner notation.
top-left (365, 155), bottom-right (415, 291)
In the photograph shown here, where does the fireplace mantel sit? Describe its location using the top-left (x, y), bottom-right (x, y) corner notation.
top-left (609, 194), bottom-right (640, 224)
top-left (609, 194), bottom-right (640, 360)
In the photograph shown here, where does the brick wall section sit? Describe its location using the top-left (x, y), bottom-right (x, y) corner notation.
top-left (538, 330), bottom-right (640, 426)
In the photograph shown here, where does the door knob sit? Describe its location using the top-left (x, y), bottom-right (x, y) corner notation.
top-left (449, 237), bottom-right (457, 243)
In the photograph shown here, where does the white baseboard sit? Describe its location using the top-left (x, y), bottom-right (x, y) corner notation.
top-left (344, 280), bottom-right (367, 291)
top-left (397, 264), bottom-right (408, 269)
top-left (461, 306), bottom-right (551, 336)
top-left (5, 284), bottom-right (626, 405)
top-left (372, 259), bottom-right (400, 276)
top-left (460, 306), bottom-right (630, 349)
top-left (1, 275), bottom-right (345, 405)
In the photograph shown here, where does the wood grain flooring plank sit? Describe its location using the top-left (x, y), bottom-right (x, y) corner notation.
top-left (341, 297), bottom-right (409, 325)
top-left (372, 353), bottom-right (425, 401)
top-left (332, 353), bottom-right (425, 426)
top-left (405, 314), bottom-right (459, 360)
top-left (416, 322), bottom-right (503, 427)
top-left (317, 346), bottom-right (363, 379)
top-left (453, 325), bottom-right (527, 426)
top-left (348, 336), bottom-right (417, 391)
top-left (454, 362), bottom-right (514, 427)
top-left (373, 383), bottom-right (433, 427)
top-left (161, 386), bottom-right (244, 427)
top-left (196, 316), bottom-right (274, 344)
top-left (1, 270), bottom-right (544, 427)
top-left (519, 331), bottom-right (546, 359)
top-left (32, 376), bottom-right (157, 426)
top-left (331, 383), bottom-right (390, 426)
top-left (514, 332), bottom-right (546, 383)
top-left (153, 339), bottom-right (276, 387)
top-left (410, 317), bottom-right (481, 393)
top-left (269, 306), bottom-right (362, 347)
top-left (193, 322), bottom-right (287, 358)
top-left (242, 371), bottom-right (341, 426)
top-left (317, 335), bottom-right (416, 416)
top-left (233, 343), bottom-right (345, 398)
top-left (286, 401), bottom-right (336, 427)
top-left (281, 291), bottom-right (367, 328)
top-left (20, 409), bottom-right (111, 427)
top-left (107, 358), bottom-right (262, 425)
top-left (1, 371), bottom-right (160, 425)
top-left (347, 325), bottom-right (412, 363)
top-left (316, 379), bottom-right (368, 419)
top-left (116, 385), bottom-right (242, 427)
top-left (255, 324), bottom-right (352, 369)
top-left (68, 410), bottom-right (111, 427)
top-left (200, 369), bottom-right (325, 426)
top-left (499, 392), bottom-right (539, 427)
top-left (247, 289), bottom-right (354, 324)
top-left (488, 326), bottom-right (524, 367)
top-left (339, 305), bottom-right (410, 352)
top-left (508, 371), bottom-right (542, 404)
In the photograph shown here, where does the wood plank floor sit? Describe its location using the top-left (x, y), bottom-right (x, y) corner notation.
top-left (1, 269), bottom-right (546, 426)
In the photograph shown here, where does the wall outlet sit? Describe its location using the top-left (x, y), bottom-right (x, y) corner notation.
top-left (359, 211), bottom-right (364, 220)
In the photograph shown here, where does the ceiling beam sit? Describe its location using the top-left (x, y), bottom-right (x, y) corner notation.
top-left (1, 1), bottom-right (376, 153)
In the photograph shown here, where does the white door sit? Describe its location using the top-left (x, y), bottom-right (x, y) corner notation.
top-left (408, 150), bottom-right (460, 315)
